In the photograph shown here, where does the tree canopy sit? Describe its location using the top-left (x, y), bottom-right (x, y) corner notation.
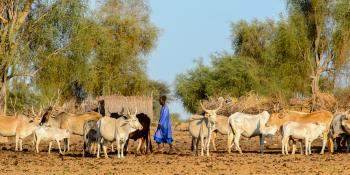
top-left (176, 0), bottom-right (350, 113)
top-left (0, 0), bottom-right (167, 114)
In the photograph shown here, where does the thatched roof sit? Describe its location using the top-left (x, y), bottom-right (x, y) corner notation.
top-left (97, 95), bottom-right (153, 120)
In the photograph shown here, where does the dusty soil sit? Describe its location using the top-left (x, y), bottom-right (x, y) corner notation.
top-left (0, 127), bottom-right (349, 175)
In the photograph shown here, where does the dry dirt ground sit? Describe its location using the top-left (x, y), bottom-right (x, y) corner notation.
top-left (0, 127), bottom-right (349, 175)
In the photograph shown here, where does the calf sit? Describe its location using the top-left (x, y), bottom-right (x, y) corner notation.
top-left (33, 126), bottom-right (70, 154)
top-left (282, 122), bottom-right (326, 155)
top-left (40, 111), bottom-right (102, 152)
top-left (83, 120), bottom-right (99, 157)
top-left (97, 109), bottom-right (143, 158)
top-left (227, 111), bottom-right (270, 154)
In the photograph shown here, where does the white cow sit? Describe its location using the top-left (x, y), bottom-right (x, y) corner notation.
top-left (97, 109), bottom-right (143, 158)
top-left (188, 101), bottom-right (223, 156)
top-left (190, 115), bottom-right (229, 152)
top-left (33, 126), bottom-right (70, 154)
top-left (227, 111), bottom-right (270, 154)
top-left (281, 121), bottom-right (326, 155)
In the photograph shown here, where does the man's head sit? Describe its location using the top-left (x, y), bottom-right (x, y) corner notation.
top-left (159, 95), bottom-right (167, 106)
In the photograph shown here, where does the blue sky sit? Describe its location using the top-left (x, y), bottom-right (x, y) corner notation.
top-left (147, 0), bottom-right (286, 119)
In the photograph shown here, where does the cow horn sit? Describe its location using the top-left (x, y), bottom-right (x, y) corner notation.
top-left (31, 106), bottom-right (37, 117)
top-left (200, 101), bottom-right (209, 113)
top-left (127, 108), bottom-right (131, 115)
top-left (214, 100), bottom-right (223, 112)
top-left (134, 108), bottom-right (137, 115)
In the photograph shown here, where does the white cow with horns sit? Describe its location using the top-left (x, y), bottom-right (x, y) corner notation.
top-left (189, 100), bottom-right (223, 156)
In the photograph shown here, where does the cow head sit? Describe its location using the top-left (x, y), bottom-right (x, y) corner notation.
top-left (200, 100), bottom-right (223, 129)
top-left (31, 106), bottom-right (44, 126)
top-left (126, 108), bottom-right (143, 130)
top-left (260, 112), bottom-right (284, 136)
top-left (342, 112), bottom-right (350, 133)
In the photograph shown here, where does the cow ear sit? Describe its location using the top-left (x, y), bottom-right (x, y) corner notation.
top-left (277, 113), bottom-right (284, 119)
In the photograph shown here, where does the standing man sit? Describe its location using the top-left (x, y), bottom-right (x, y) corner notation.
top-left (154, 95), bottom-right (174, 153)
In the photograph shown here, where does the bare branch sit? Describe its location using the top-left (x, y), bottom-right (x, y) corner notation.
top-left (0, 15), bottom-right (8, 23)
top-left (7, 67), bottom-right (41, 80)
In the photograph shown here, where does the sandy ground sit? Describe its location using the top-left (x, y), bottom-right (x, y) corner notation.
top-left (0, 127), bottom-right (349, 175)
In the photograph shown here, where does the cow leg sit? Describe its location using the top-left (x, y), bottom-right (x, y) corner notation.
top-left (211, 132), bottom-right (217, 152)
top-left (103, 144), bottom-right (108, 158)
top-left (67, 138), bottom-right (70, 152)
top-left (304, 139), bottom-right (308, 155)
top-left (320, 132), bottom-right (327, 154)
top-left (136, 139), bottom-right (143, 155)
top-left (63, 138), bottom-right (68, 152)
top-left (15, 135), bottom-right (19, 151)
top-left (191, 137), bottom-right (195, 152)
top-left (299, 140), bottom-right (303, 155)
top-left (83, 141), bottom-right (87, 157)
top-left (48, 141), bottom-right (52, 155)
top-left (191, 137), bottom-right (197, 155)
top-left (97, 142), bottom-right (101, 158)
top-left (97, 138), bottom-right (104, 158)
top-left (334, 137), bottom-right (341, 152)
top-left (36, 138), bottom-right (40, 153)
top-left (93, 143), bottom-right (97, 154)
top-left (309, 140), bottom-right (313, 155)
top-left (116, 139), bottom-right (121, 158)
top-left (328, 134), bottom-right (334, 153)
top-left (291, 140), bottom-right (297, 154)
top-left (195, 137), bottom-right (199, 156)
top-left (227, 130), bottom-right (234, 153)
top-left (111, 142), bottom-right (115, 152)
top-left (124, 139), bottom-right (130, 155)
top-left (57, 140), bottom-right (63, 155)
top-left (122, 140), bottom-right (126, 158)
top-left (259, 134), bottom-right (265, 154)
top-left (281, 136), bottom-right (288, 155)
top-left (19, 138), bottom-right (23, 151)
top-left (346, 136), bottom-right (350, 153)
top-left (234, 133), bottom-right (242, 154)
top-left (102, 140), bottom-right (109, 159)
top-left (200, 135), bottom-right (205, 156)
top-left (206, 136), bottom-right (211, 156)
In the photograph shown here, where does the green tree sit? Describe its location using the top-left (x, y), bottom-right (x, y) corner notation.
top-left (287, 0), bottom-right (350, 109)
top-left (0, 0), bottom-right (36, 114)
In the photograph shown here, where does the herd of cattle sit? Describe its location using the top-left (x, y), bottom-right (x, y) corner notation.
top-left (0, 107), bottom-right (151, 158)
top-left (0, 101), bottom-right (350, 159)
top-left (189, 101), bottom-right (350, 156)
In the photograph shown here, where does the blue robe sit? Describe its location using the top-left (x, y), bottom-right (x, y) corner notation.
top-left (154, 105), bottom-right (173, 144)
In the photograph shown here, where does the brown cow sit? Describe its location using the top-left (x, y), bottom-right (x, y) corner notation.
top-left (0, 109), bottom-right (41, 151)
top-left (40, 111), bottom-right (102, 152)
top-left (260, 110), bottom-right (334, 154)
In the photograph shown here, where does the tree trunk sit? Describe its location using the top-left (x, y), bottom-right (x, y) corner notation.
top-left (311, 69), bottom-right (321, 112)
top-left (0, 72), bottom-right (6, 115)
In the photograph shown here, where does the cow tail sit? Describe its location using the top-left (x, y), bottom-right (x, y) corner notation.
top-left (148, 129), bottom-right (153, 153)
top-left (330, 117), bottom-right (335, 137)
